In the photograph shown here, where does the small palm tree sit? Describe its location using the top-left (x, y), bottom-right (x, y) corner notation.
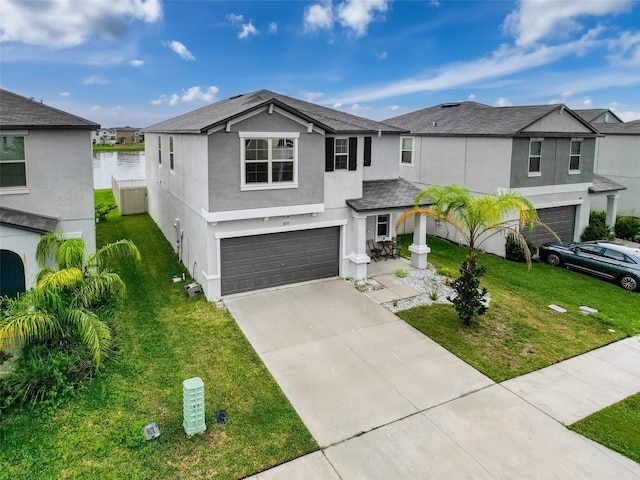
top-left (0, 232), bottom-right (140, 369)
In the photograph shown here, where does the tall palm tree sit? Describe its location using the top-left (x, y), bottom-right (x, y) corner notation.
top-left (0, 233), bottom-right (140, 369)
top-left (397, 184), bottom-right (544, 264)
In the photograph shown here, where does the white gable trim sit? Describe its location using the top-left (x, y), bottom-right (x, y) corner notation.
top-left (206, 104), bottom-right (325, 135)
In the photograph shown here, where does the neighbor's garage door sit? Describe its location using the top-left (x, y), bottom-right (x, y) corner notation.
top-left (524, 205), bottom-right (576, 246)
top-left (220, 227), bottom-right (340, 295)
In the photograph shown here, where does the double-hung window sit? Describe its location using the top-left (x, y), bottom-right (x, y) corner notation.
top-left (169, 136), bottom-right (174, 170)
top-left (0, 135), bottom-right (27, 188)
top-left (240, 132), bottom-right (298, 190)
top-left (569, 138), bottom-right (581, 173)
top-left (528, 139), bottom-right (542, 176)
top-left (334, 138), bottom-right (348, 169)
top-left (400, 137), bottom-right (414, 165)
top-left (376, 214), bottom-right (390, 240)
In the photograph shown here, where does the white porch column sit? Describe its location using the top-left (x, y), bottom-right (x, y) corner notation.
top-left (349, 212), bottom-right (370, 280)
top-left (409, 213), bottom-right (430, 269)
top-left (605, 194), bottom-right (619, 227)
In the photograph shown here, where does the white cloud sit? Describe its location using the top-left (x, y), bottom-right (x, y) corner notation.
top-left (166, 40), bottom-right (195, 61)
top-left (468, 93), bottom-right (476, 101)
top-left (130, 59), bottom-right (144, 67)
top-left (326, 30), bottom-right (602, 105)
top-left (152, 86), bottom-right (219, 106)
top-left (0, 0), bottom-right (162, 49)
top-left (582, 96), bottom-right (593, 106)
top-left (59, 92), bottom-right (71, 97)
top-left (302, 91), bottom-right (324, 102)
top-left (495, 97), bottom-right (512, 107)
top-left (226, 13), bottom-right (245, 25)
top-left (612, 109), bottom-right (640, 122)
top-left (337, 0), bottom-right (390, 37)
top-left (608, 30), bottom-right (640, 66)
top-left (83, 75), bottom-right (108, 85)
top-left (238, 23), bottom-right (258, 39)
top-left (304, 2), bottom-right (334, 32)
top-left (268, 22), bottom-right (278, 34)
top-left (503, 0), bottom-right (632, 47)
top-left (376, 51), bottom-right (388, 60)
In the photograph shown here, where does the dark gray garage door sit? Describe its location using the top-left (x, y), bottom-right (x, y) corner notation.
top-left (221, 227), bottom-right (340, 295)
top-left (524, 205), bottom-right (576, 246)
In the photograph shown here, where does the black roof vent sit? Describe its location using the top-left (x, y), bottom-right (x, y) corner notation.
top-left (440, 103), bottom-right (461, 108)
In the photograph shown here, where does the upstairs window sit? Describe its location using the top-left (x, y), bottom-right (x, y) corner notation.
top-left (528, 139), bottom-right (542, 176)
top-left (169, 136), bottom-right (175, 170)
top-left (158, 136), bottom-right (162, 164)
top-left (0, 136), bottom-right (27, 188)
top-left (400, 137), bottom-right (414, 165)
top-left (334, 138), bottom-right (348, 169)
top-left (569, 139), bottom-right (581, 173)
top-left (240, 132), bottom-right (298, 189)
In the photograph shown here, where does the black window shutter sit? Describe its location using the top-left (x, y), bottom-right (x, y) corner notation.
top-left (348, 137), bottom-right (357, 171)
top-left (364, 136), bottom-right (372, 167)
top-left (325, 137), bottom-right (334, 172)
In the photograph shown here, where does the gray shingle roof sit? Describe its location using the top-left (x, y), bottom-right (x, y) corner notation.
top-left (574, 109), bottom-right (623, 124)
top-left (592, 121), bottom-right (640, 135)
top-left (0, 89), bottom-right (99, 130)
top-left (145, 89), bottom-right (405, 134)
top-left (384, 102), bottom-right (598, 137)
top-left (0, 206), bottom-right (59, 233)
top-left (346, 178), bottom-right (431, 212)
top-left (589, 174), bottom-right (627, 194)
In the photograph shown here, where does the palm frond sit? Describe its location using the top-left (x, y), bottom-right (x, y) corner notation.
top-left (90, 239), bottom-right (141, 270)
top-left (63, 309), bottom-right (112, 369)
top-left (75, 272), bottom-right (126, 309)
top-left (57, 237), bottom-right (86, 269)
top-left (35, 231), bottom-right (65, 268)
top-left (37, 267), bottom-right (84, 293)
top-left (0, 310), bottom-right (62, 347)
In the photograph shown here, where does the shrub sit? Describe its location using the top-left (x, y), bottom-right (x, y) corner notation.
top-left (505, 233), bottom-right (538, 262)
top-left (394, 268), bottom-right (409, 278)
top-left (437, 266), bottom-right (458, 278)
top-left (447, 254), bottom-right (488, 326)
top-left (615, 216), bottom-right (640, 241)
top-left (581, 211), bottom-right (614, 242)
top-left (95, 203), bottom-right (117, 223)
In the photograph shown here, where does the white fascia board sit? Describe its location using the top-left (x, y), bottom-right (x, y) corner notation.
top-left (508, 182), bottom-right (591, 196)
top-left (1, 130), bottom-right (29, 136)
top-left (214, 218), bottom-right (347, 239)
top-left (202, 203), bottom-right (325, 223)
top-left (206, 105), bottom-right (325, 135)
top-left (531, 199), bottom-right (584, 209)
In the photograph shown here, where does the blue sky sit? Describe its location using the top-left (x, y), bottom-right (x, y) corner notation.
top-left (1, 0), bottom-right (640, 128)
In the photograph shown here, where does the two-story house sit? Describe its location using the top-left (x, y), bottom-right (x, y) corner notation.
top-left (0, 89), bottom-right (99, 297)
top-left (384, 102), bottom-right (622, 254)
top-left (575, 110), bottom-right (638, 218)
top-left (144, 89), bottom-right (431, 300)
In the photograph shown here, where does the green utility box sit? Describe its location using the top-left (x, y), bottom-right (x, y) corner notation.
top-left (183, 377), bottom-right (206, 436)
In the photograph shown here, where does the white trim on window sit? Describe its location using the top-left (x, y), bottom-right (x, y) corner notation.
top-left (528, 138), bottom-right (542, 177)
top-left (376, 214), bottom-right (390, 241)
top-left (239, 132), bottom-right (300, 191)
top-left (334, 138), bottom-right (348, 170)
top-left (400, 136), bottom-right (414, 165)
top-left (0, 134), bottom-right (28, 189)
top-left (569, 138), bottom-right (582, 175)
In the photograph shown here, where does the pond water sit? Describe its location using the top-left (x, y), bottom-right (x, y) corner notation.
top-left (93, 151), bottom-right (146, 189)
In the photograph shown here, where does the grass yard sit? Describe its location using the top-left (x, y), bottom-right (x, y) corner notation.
top-left (569, 392), bottom-right (640, 464)
top-left (93, 144), bottom-right (144, 153)
top-left (396, 235), bottom-right (640, 382)
top-left (0, 190), bottom-right (316, 479)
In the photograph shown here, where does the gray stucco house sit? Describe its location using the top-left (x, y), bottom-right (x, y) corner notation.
top-left (0, 89), bottom-right (99, 297)
top-left (575, 110), bottom-right (639, 218)
top-left (144, 90), bottom-right (431, 300)
top-left (384, 102), bottom-right (624, 254)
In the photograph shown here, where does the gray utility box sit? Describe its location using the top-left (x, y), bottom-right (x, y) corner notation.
top-left (183, 377), bottom-right (206, 436)
top-left (185, 282), bottom-right (202, 298)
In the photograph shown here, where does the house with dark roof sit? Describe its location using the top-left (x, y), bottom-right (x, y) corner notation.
top-left (587, 119), bottom-right (640, 217)
top-left (0, 88), bottom-right (99, 297)
top-left (384, 101), bottom-right (625, 254)
top-left (574, 108), bottom-right (623, 125)
top-left (144, 89), bottom-right (431, 300)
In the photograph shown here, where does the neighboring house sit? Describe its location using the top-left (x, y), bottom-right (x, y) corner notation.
top-left (144, 89), bottom-right (431, 300)
top-left (0, 89), bottom-right (99, 297)
top-left (114, 127), bottom-right (143, 144)
top-left (92, 128), bottom-right (116, 145)
top-left (385, 102), bottom-right (622, 254)
top-left (575, 111), bottom-right (639, 218)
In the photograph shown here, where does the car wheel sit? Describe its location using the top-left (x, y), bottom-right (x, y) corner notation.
top-left (619, 275), bottom-right (639, 292)
top-left (546, 253), bottom-right (561, 267)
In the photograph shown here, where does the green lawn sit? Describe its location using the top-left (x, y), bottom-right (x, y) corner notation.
top-left (569, 392), bottom-right (640, 464)
top-left (93, 144), bottom-right (144, 153)
top-left (397, 235), bottom-right (640, 382)
top-left (0, 190), bottom-right (316, 479)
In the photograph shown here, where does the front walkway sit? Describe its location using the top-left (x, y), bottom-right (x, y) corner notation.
top-left (226, 279), bottom-right (640, 479)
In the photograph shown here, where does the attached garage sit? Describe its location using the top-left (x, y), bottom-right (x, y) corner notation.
top-left (220, 227), bottom-right (340, 295)
top-left (524, 205), bottom-right (576, 246)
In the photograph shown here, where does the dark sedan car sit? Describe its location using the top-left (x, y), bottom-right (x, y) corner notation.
top-left (539, 241), bottom-right (640, 291)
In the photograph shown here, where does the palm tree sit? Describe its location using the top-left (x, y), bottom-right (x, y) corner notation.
top-left (397, 184), bottom-right (549, 325)
top-left (0, 232), bottom-right (140, 369)
top-left (397, 184), bottom-right (542, 264)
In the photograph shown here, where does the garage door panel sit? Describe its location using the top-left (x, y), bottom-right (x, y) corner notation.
top-left (221, 227), bottom-right (340, 295)
top-left (524, 206), bottom-right (576, 246)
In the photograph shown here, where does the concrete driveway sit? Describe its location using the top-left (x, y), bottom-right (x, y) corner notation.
top-left (226, 279), bottom-right (640, 479)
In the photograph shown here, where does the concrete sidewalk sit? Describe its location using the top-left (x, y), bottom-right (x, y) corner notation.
top-left (227, 280), bottom-right (640, 479)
